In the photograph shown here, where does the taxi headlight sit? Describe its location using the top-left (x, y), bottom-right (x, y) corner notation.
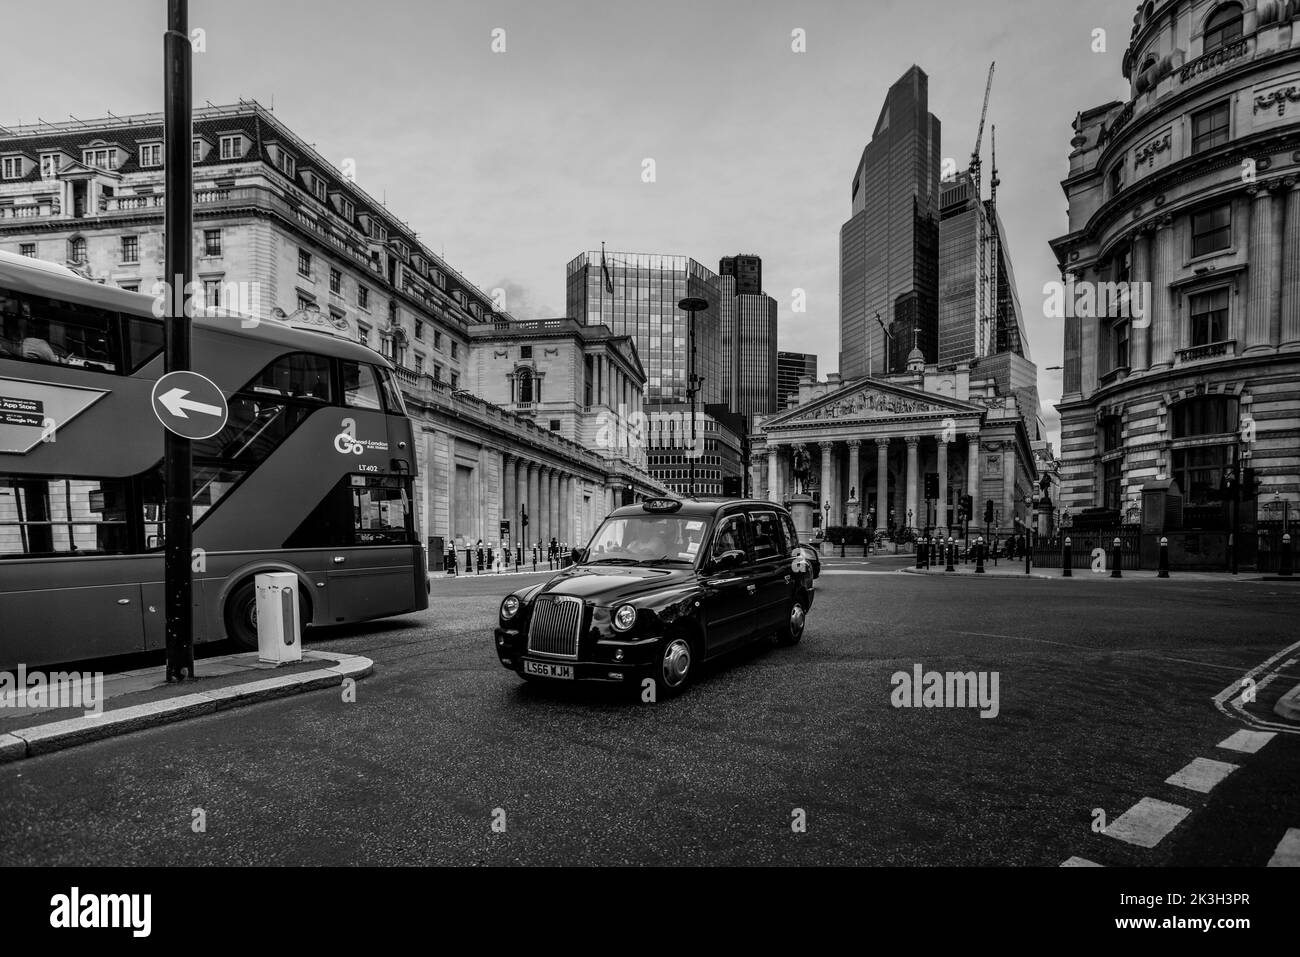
top-left (612, 604), bottom-right (637, 632)
top-left (500, 595), bottom-right (521, 620)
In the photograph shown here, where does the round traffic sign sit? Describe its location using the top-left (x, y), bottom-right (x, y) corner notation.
top-left (150, 371), bottom-right (229, 440)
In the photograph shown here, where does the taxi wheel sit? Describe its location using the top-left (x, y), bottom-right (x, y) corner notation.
top-left (776, 594), bottom-right (808, 646)
top-left (651, 634), bottom-right (695, 700)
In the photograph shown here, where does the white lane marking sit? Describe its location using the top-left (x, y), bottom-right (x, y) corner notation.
top-left (1061, 856), bottom-right (1103, 867)
top-left (1165, 757), bottom-right (1239, 793)
top-left (1267, 828), bottom-right (1300, 867)
top-left (1103, 798), bottom-right (1191, 848)
top-left (1213, 634), bottom-right (1300, 735)
top-left (1217, 729), bottom-right (1276, 754)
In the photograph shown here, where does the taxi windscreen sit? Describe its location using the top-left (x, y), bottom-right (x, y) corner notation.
top-left (586, 515), bottom-right (708, 565)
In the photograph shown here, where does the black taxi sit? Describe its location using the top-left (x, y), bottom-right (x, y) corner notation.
top-left (493, 498), bottom-right (817, 699)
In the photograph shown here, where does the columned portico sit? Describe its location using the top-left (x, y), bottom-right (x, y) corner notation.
top-left (936, 439), bottom-right (949, 534)
top-left (819, 442), bottom-right (833, 519)
top-left (768, 447), bottom-right (779, 503)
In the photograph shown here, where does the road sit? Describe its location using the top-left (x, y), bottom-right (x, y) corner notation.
top-left (1, 558), bottom-right (1297, 866)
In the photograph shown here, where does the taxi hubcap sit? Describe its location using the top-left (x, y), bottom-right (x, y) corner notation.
top-left (662, 639), bottom-right (691, 687)
top-left (790, 604), bottom-right (805, 637)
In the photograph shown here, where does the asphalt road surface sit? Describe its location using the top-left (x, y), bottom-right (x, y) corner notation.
top-left (1, 558), bottom-right (1297, 866)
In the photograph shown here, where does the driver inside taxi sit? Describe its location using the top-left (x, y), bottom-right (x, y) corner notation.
top-left (624, 519), bottom-right (675, 559)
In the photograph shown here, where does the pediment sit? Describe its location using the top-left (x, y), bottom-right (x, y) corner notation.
top-left (765, 377), bottom-right (982, 428)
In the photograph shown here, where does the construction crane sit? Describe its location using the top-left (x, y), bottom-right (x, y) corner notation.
top-left (969, 62), bottom-right (995, 196)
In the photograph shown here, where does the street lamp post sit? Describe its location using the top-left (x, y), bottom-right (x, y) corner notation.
top-left (1024, 492), bottom-right (1033, 575)
top-left (678, 297), bottom-right (708, 499)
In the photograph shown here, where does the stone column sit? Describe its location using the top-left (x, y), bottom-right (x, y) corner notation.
top-left (966, 433), bottom-right (980, 499)
top-left (937, 439), bottom-right (949, 534)
top-left (846, 440), bottom-right (862, 526)
top-left (1269, 180), bottom-right (1286, 347)
top-left (768, 447), bottom-right (779, 503)
top-left (1245, 186), bottom-right (1278, 354)
top-left (502, 454), bottom-right (515, 545)
top-left (1283, 178), bottom-right (1300, 349)
top-left (819, 442), bottom-right (833, 528)
top-left (905, 435), bottom-right (919, 532)
top-left (1129, 230), bottom-right (1151, 372)
top-left (1150, 217), bottom-right (1176, 369)
top-left (750, 455), bottom-right (763, 501)
top-left (515, 459), bottom-right (529, 548)
top-left (1002, 441), bottom-right (1016, 533)
top-left (548, 470), bottom-right (560, 547)
top-left (526, 464), bottom-right (540, 549)
top-left (875, 438), bottom-right (890, 533)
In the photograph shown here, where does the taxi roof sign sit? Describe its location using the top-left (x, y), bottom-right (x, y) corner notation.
top-left (642, 498), bottom-right (683, 513)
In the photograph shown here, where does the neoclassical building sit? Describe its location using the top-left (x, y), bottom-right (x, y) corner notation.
top-left (751, 351), bottom-right (1037, 538)
top-left (1050, 0), bottom-right (1300, 543)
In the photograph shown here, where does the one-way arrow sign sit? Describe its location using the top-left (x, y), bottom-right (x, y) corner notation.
top-left (150, 371), bottom-right (228, 440)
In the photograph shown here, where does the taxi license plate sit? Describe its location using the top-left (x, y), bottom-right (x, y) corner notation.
top-left (523, 660), bottom-right (574, 680)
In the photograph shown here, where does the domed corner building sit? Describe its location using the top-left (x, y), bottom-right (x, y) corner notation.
top-left (1049, 0), bottom-right (1300, 571)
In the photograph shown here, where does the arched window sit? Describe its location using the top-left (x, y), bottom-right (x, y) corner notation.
top-left (67, 236), bottom-right (86, 264)
top-left (1203, 3), bottom-right (1244, 53)
top-left (517, 369), bottom-right (533, 403)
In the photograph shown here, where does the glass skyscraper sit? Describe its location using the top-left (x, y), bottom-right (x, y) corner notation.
top-left (777, 351), bottom-right (818, 407)
top-left (839, 65), bottom-right (942, 379)
top-left (566, 252), bottom-right (729, 405)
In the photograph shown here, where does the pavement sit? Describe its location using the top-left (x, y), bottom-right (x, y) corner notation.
top-left (2, 564), bottom-right (1299, 866)
top-left (0, 649), bottom-right (372, 764)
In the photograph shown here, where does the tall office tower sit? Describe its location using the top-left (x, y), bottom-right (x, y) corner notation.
top-left (839, 65), bottom-right (941, 379)
top-left (730, 291), bottom-right (778, 417)
top-left (777, 351), bottom-right (818, 407)
top-left (565, 251), bottom-right (730, 405)
top-left (938, 171), bottom-right (1029, 365)
top-left (719, 254), bottom-right (763, 296)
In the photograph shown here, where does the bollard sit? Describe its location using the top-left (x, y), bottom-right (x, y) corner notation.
top-left (254, 572), bottom-right (302, 665)
top-left (1281, 534), bottom-right (1293, 577)
top-left (1062, 537), bottom-right (1072, 577)
top-left (946, 537), bottom-right (955, 572)
top-left (975, 537), bottom-right (985, 574)
top-left (1157, 536), bottom-right (1170, 579)
top-left (916, 538), bottom-right (924, 569)
top-left (1110, 537), bottom-right (1122, 579)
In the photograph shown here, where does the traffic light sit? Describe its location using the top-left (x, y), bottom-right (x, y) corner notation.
top-left (984, 499), bottom-right (994, 524)
top-left (521, 503), bottom-right (529, 529)
top-left (924, 473), bottom-right (939, 499)
top-left (961, 494), bottom-right (974, 520)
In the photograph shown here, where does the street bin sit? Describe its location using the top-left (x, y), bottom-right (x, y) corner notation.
top-left (255, 571), bottom-right (302, 665)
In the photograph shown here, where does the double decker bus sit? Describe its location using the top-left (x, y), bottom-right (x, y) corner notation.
top-left (0, 251), bottom-right (428, 669)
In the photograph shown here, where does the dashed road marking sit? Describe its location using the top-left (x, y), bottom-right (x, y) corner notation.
top-left (1217, 729), bottom-right (1276, 754)
top-left (1267, 828), bottom-right (1300, 867)
top-left (1165, 757), bottom-right (1239, 794)
top-left (1104, 798), bottom-right (1191, 848)
top-left (1061, 856), bottom-right (1103, 867)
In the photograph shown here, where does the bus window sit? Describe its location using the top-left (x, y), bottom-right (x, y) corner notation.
top-left (353, 475), bottom-right (411, 544)
top-left (376, 365), bottom-right (407, 416)
top-left (248, 352), bottom-right (332, 403)
top-left (341, 360), bottom-right (382, 410)
top-left (123, 315), bottom-right (165, 372)
top-left (0, 291), bottom-right (118, 372)
top-left (0, 476), bottom-right (131, 557)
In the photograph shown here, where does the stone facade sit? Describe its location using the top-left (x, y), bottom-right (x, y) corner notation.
top-left (1049, 0), bottom-right (1300, 536)
top-left (0, 101), bottom-right (665, 554)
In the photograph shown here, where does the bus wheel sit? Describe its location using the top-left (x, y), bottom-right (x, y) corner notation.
top-left (224, 579), bottom-right (311, 651)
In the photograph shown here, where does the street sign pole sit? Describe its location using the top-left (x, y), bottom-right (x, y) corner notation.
top-left (163, 0), bottom-right (194, 682)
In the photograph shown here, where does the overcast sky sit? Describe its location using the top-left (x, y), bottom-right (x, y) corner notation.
top-left (0, 0), bottom-right (1143, 445)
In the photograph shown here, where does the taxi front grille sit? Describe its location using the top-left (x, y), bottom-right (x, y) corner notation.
top-left (526, 596), bottom-right (582, 659)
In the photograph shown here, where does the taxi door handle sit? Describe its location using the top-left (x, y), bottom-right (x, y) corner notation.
top-left (746, 584), bottom-right (757, 594)
top-left (333, 556), bottom-right (346, 564)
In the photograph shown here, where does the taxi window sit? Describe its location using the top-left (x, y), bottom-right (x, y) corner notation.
top-left (709, 514), bottom-right (749, 562)
top-left (748, 509), bottom-right (784, 561)
top-left (587, 515), bottom-right (706, 564)
top-left (781, 512), bottom-right (799, 550)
